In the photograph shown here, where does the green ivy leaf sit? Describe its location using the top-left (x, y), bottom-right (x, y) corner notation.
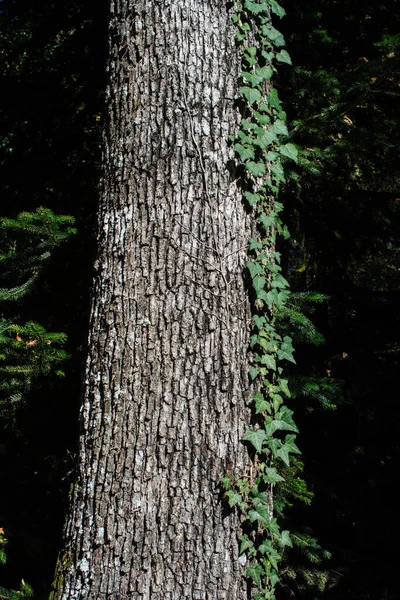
top-left (255, 393), bottom-right (270, 414)
top-left (247, 261), bottom-right (264, 279)
top-left (246, 562), bottom-right (264, 587)
top-left (249, 237), bottom-right (262, 250)
top-left (261, 353), bottom-right (276, 371)
top-left (240, 86), bottom-right (262, 106)
top-left (246, 161), bottom-right (266, 177)
top-left (245, 192), bottom-right (261, 207)
top-left (249, 366), bottom-right (260, 380)
top-left (279, 142), bottom-right (298, 162)
top-left (280, 530), bottom-right (293, 548)
top-left (258, 539), bottom-right (274, 555)
top-left (262, 24), bottom-right (286, 46)
top-left (244, 1), bottom-right (269, 14)
top-left (220, 476), bottom-right (233, 490)
top-left (242, 428), bottom-right (266, 453)
top-left (248, 507), bottom-right (269, 524)
top-left (253, 275), bottom-right (266, 292)
top-left (276, 49), bottom-right (292, 65)
top-left (270, 119), bottom-right (288, 137)
top-left (263, 466), bottom-right (285, 483)
top-left (240, 534), bottom-right (254, 555)
top-left (277, 378), bottom-right (291, 398)
top-left (234, 143), bottom-right (255, 161)
top-left (267, 89), bottom-right (282, 110)
top-left (226, 490), bottom-right (242, 507)
top-left (268, 0), bottom-right (286, 18)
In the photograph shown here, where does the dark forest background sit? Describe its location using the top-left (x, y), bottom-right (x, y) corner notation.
top-left (0, 1), bottom-right (399, 598)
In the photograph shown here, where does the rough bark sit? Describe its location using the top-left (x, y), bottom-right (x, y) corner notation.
top-left (51, 1), bottom-right (254, 598)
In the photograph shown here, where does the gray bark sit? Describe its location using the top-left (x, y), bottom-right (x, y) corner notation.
top-left (51, 1), bottom-right (255, 598)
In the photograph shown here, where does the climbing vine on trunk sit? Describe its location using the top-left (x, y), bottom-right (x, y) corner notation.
top-left (221, 2), bottom-right (301, 598)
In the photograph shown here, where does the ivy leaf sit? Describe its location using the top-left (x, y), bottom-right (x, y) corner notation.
top-left (240, 86), bottom-right (262, 106)
top-left (258, 215), bottom-right (275, 231)
top-left (253, 275), bottom-right (266, 292)
top-left (247, 261), bottom-right (264, 279)
top-left (277, 336), bottom-right (296, 363)
top-left (263, 466), bottom-right (285, 483)
top-left (267, 437), bottom-right (282, 458)
top-left (242, 428), bottom-right (266, 453)
top-left (226, 490), bottom-right (242, 507)
top-left (260, 353), bottom-right (276, 371)
top-left (280, 530), bottom-right (293, 548)
top-left (268, 0), bottom-right (286, 18)
top-left (284, 433), bottom-right (301, 454)
top-left (271, 273), bottom-right (289, 289)
top-left (279, 143), bottom-right (298, 162)
top-left (248, 507), bottom-right (269, 523)
top-left (240, 535), bottom-right (254, 555)
top-left (254, 111), bottom-right (271, 126)
top-left (267, 89), bottom-right (282, 110)
top-left (246, 562), bottom-right (264, 587)
top-left (262, 24), bottom-right (286, 46)
top-left (254, 129), bottom-right (277, 149)
top-left (255, 392), bottom-right (270, 414)
top-left (276, 49), bottom-right (292, 65)
top-left (244, 1), bottom-right (269, 14)
top-left (246, 161), bottom-right (266, 177)
top-left (245, 191), bottom-right (261, 207)
top-left (234, 143), bottom-right (255, 161)
top-left (276, 406), bottom-right (298, 430)
top-left (249, 366), bottom-right (259, 380)
top-left (255, 65), bottom-right (273, 83)
top-left (249, 237), bottom-right (262, 250)
top-left (258, 539), bottom-right (274, 555)
top-left (270, 119), bottom-right (288, 137)
top-left (277, 378), bottom-right (291, 398)
top-left (220, 476), bottom-right (232, 490)
top-left (253, 315), bottom-right (266, 330)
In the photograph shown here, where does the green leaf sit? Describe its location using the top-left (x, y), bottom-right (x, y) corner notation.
top-left (270, 119), bottom-right (288, 137)
top-left (246, 161), bottom-right (266, 177)
top-left (220, 476), bottom-right (233, 490)
top-left (253, 275), bottom-right (266, 292)
top-left (261, 353), bottom-right (276, 371)
top-left (280, 530), bottom-right (293, 547)
top-left (244, 191), bottom-right (261, 206)
top-left (279, 143), bottom-right (298, 162)
top-left (284, 433), bottom-right (301, 454)
top-left (240, 534), bottom-right (254, 555)
top-left (226, 490), bottom-right (242, 507)
top-left (258, 539), bottom-right (274, 555)
top-left (263, 466), bottom-right (285, 483)
top-left (276, 49), bottom-right (292, 65)
top-left (258, 213), bottom-right (276, 230)
top-left (268, 0), bottom-right (286, 18)
top-left (249, 237), bottom-right (262, 250)
top-left (249, 366), bottom-right (260, 380)
top-left (242, 428), bottom-right (267, 453)
top-left (244, 1), bottom-right (269, 14)
top-left (247, 261), bottom-right (264, 279)
top-left (246, 562), bottom-right (264, 587)
top-left (277, 378), bottom-right (291, 398)
top-left (248, 507), bottom-right (269, 523)
top-left (262, 24), bottom-right (286, 46)
top-left (267, 437), bottom-right (282, 458)
top-left (267, 89), bottom-right (282, 110)
top-left (255, 392), bottom-right (270, 414)
top-left (240, 86), bottom-right (262, 106)
top-left (234, 143), bottom-right (255, 161)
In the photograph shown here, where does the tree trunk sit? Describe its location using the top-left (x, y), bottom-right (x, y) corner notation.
top-left (51, 1), bottom-right (255, 598)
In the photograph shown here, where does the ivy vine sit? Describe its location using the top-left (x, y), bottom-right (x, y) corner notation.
top-left (221, 1), bottom-right (302, 598)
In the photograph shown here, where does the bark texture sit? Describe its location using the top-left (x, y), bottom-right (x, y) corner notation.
top-left (51, 1), bottom-right (254, 598)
